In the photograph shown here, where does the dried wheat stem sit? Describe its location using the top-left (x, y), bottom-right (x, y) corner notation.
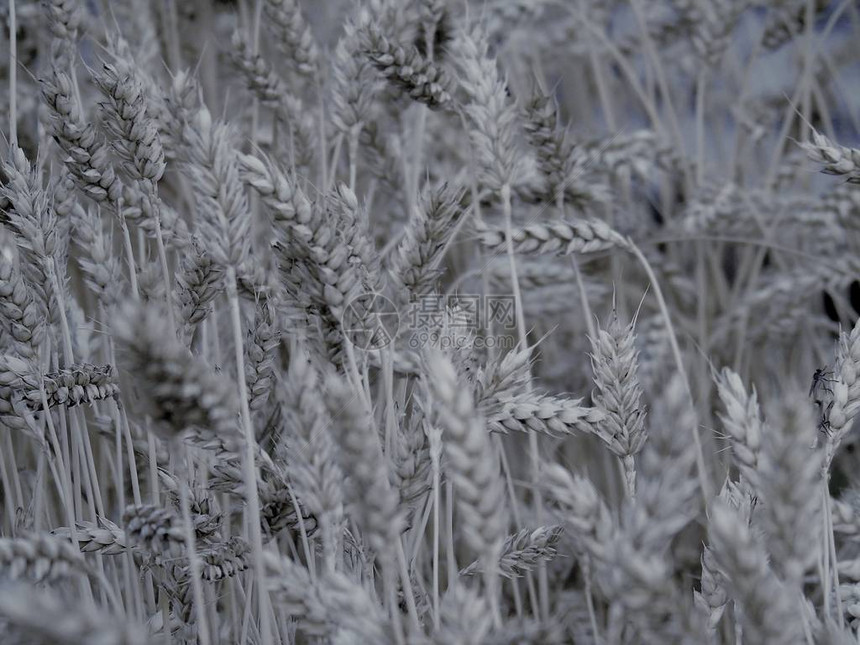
top-left (627, 240), bottom-right (712, 501)
top-left (46, 258), bottom-right (107, 519)
top-left (226, 266), bottom-right (271, 645)
top-left (176, 445), bottom-right (211, 645)
top-left (117, 201), bottom-right (140, 298)
top-left (281, 344), bottom-right (343, 573)
top-left (583, 558), bottom-right (601, 644)
top-left (164, 0), bottom-right (181, 72)
top-left (149, 192), bottom-right (176, 332)
top-left (8, 0), bottom-right (16, 148)
top-left (500, 182), bottom-right (549, 621)
top-left (824, 479), bottom-right (844, 627)
top-left (0, 436), bottom-right (16, 529)
top-left (429, 423), bottom-right (442, 630)
top-left (396, 538), bottom-right (421, 634)
top-left (569, 243), bottom-right (598, 341)
top-left (46, 260), bottom-right (75, 371)
top-left (37, 384), bottom-right (78, 545)
top-left (628, 0), bottom-right (694, 190)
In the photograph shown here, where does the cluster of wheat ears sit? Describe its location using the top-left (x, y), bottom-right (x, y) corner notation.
top-left (2, 0), bottom-right (860, 643)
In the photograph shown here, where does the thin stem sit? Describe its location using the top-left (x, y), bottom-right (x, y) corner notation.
top-left (558, 193), bottom-right (597, 341)
top-left (824, 481), bottom-right (844, 626)
top-left (0, 432), bottom-right (17, 531)
top-left (495, 434), bottom-right (539, 617)
top-left (176, 444), bottom-right (211, 645)
top-left (48, 259), bottom-right (106, 517)
top-left (484, 543), bottom-right (503, 629)
top-left (104, 303), bottom-right (143, 507)
top-left (249, 0), bottom-right (263, 149)
top-left (431, 451), bottom-right (440, 630)
top-left (147, 189), bottom-right (176, 332)
top-left (628, 0), bottom-right (693, 191)
top-left (627, 240), bottom-right (712, 501)
top-left (117, 403), bottom-right (142, 506)
top-left (348, 125), bottom-right (361, 193)
top-left (445, 479), bottom-right (456, 591)
top-left (317, 78), bottom-right (328, 192)
top-left (584, 559), bottom-right (601, 644)
top-left (164, 0), bottom-right (182, 72)
top-left (411, 106), bottom-right (428, 207)
top-left (696, 70), bottom-right (707, 186)
top-left (226, 266), bottom-right (272, 645)
top-left (501, 182), bottom-right (549, 620)
top-left (288, 484), bottom-right (315, 582)
top-left (8, 0), bottom-right (16, 148)
top-left (39, 386), bottom-right (94, 602)
top-left (147, 431), bottom-right (159, 505)
top-left (385, 566), bottom-right (406, 645)
top-left (396, 539), bottom-right (421, 633)
top-left (328, 132), bottom-right (344, 192)
top-left (118, 201), bottom-right (140, 298)
top-left (581, 21), bottom-right (662, 131)
top-left (1, 429), bottom-right (22, 511)
top-left (32, 451), bottom-right (45, 530)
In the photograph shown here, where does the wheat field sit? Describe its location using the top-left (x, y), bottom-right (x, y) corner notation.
top-left (1, 0), bottom-right (860, 643)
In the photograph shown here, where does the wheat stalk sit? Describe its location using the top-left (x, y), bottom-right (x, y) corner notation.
top-left (0, 4), bottom-right (857, 643)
